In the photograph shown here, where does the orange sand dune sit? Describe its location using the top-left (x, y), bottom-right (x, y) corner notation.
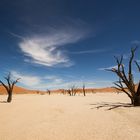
top-left (52, 87), bottom-right (119, 94)
top-left (0, 85), bottom-right (119, 95)
top-left (1, 84), bottom-right (137, 95)
top-left (0, 85), bottom-right (34, 94)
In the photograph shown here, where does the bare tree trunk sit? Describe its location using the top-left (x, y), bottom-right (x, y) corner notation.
top-left (67, 89), bottom-right (71, 96)
top-left (133, 95), bottom-right (140, 106)
top-left (47, 89), bottom-right (51, 95)
top-left (131, 98), bottom-right (134, 105)
top-left (133, 83), bottom-right (140, 106)
top-left (71, 88), bottom-right (74, 96)
top-left (83, 91), bottom-right (86, 96)
top-left (7, 92), bottom-right (12, 102)
top-left (83, 85), bottom-right (86, 96)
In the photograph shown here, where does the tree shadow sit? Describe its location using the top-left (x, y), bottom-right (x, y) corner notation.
top-left (90, 102), bottom-right (134, 110)
top-left (0, 101), bottom-right (8, 103)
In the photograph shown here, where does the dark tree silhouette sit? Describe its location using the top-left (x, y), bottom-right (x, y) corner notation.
top-left (107, 47), bottom-right (140, 106)
top-left (0, 73), bottom-right (20, 102)
top-left (82, 84), bottom-right (86, 96)
top-left (46, 89), bottom-right (51, 95)
top-left (66, 85), bottom-right (78, 96)
top-left (67, 89), bottom-right (71, 96)
top-left (71, 85), bottom-right (78, 96)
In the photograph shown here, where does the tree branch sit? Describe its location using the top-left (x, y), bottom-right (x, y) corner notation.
top-left (135, 60), bottom-right (140, 72)
top-left (11, 78), bottom-right (20, 90)
top-left (0, 80), bottom-right (9, 93)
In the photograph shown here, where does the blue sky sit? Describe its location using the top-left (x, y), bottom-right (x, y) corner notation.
top-left (0, 0), bottom-right (140, 90)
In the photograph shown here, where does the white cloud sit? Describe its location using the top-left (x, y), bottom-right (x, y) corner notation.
top-left (10, 71), bottom-right (114, 90)
top-left (35, 80), bottom-right (96, 90)
top-left (11, 71), bottom-right (65, 89)
top-left (44, 75), bottom-right (63, 83)
top-left (131, 40), bottom-right (140, 45)
top-left (98, 65), bottom-right (118, 71)
top-left (7, 31), bottom-right (24, 39)
top-left (11, 71), bottom-right (41, 87)
top-left (45, 80), bottom-right (113, 89)
top-left (18, 24), bottom-right (88, 67)
top-left (123, 53), bottom-right (130, 59)
top-left (69, 49), bottom-right (106, 54)
top-left (10, 70), bottom-right (96, 89)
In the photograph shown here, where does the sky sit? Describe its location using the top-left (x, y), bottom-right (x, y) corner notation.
top-left (0, 0), bottom-right (140, 90)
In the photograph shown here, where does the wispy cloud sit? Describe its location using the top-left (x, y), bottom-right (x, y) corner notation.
top-left (39, 80), bottom-right (113, 89)
top-left (44, 75), bottom-right (63, 83)
top-left (69, 49), bottom-right (106, 54)
top-left (131, 40), bottom-right (140, 45)
top-left (11, 70), bottom-right (65, 89)
top-left (11, 71), bottom-right (41, 87)
top-left (10, 70), bottom-right (113, 89)
top-left (17, 21), bottom-right (89, 67)
top-left (92, 80), bottom-right (114, 88)
top-left (35, 80), bottom-right (96, 90)
top-left (98, 65), bottom-right (118, 71)
top-left (7, 31), bottom-right (24, 39)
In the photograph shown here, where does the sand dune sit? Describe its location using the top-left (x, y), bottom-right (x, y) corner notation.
top-left (0, 85), bottom-right (119, 95)
top-left (0, 85), bottom-right (40, 94)
top-left (0, 93), bottom-right (140, 140)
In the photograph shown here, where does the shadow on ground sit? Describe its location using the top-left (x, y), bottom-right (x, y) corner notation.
top-left (90, 102), bottom-right (134, 110)
top-left (0, 101), bottom-right (8, 103)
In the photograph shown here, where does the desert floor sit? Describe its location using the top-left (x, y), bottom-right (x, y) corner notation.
top-left (0, 93), bottom-right (140, 140)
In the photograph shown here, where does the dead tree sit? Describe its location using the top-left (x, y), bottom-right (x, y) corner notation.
top-left (66, 85), bottom-right (78, 96)
top-left (67, 89), bottom-right (72, 96)
top-left (82, 84), bottom-right (86, 96)
top-left (46, 89), bottom-right (51, 95)
top-left (107, 47), bottom-right (140, 106)
top-left (0, 73), bottom-right (20, 102)
top-left (71, 85), bottom-right (78, 96)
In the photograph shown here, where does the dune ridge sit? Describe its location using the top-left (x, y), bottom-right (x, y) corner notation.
top-left (0, 85), bottom-right (119, 95)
